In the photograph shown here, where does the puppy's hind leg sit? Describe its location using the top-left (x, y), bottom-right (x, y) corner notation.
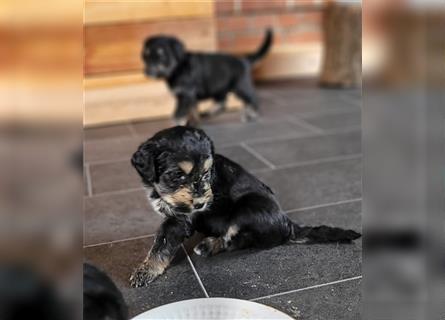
top-left (234, 74), bottom-right (260, 122)
top-left (193, 226), bottom-right (254, 257)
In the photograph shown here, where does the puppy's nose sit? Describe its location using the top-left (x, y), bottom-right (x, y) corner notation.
top-left (194, 203), bottom-right (205, 210)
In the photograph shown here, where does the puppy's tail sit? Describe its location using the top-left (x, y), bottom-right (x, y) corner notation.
top-left (290, 222), bottom-right (361, 244)
top-left (245, 28), bottom-right (273, 64)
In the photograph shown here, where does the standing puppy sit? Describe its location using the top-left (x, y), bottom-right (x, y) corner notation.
top-left (129, 127), bottom-right (361, 287)
top-left (142, 29), bottom-right (273, 125)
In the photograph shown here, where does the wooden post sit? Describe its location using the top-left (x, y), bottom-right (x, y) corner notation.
top-left (319, 2), bottom-right (362, 88)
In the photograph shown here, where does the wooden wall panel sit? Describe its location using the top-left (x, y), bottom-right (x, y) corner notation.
top-left (84, 81), bottom-right (242, 127)
top-left (84, 18), bottom-right (216, 75)
top-left (85, 1), bottom-right (213, 25)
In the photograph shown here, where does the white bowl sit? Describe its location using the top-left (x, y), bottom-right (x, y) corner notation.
top-left (132, 298), bottom-right (294, 320)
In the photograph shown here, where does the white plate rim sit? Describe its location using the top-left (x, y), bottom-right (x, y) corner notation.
top-left (131, 297), bottom-right (295, 320)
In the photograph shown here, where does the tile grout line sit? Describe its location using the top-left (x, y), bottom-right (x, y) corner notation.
top-left (250, 153), bottom-right (362, 174)
top-left (240, 142), bottom-right (276, 169)
top-left (83, 197), bottom-right (362, 248)
top-left (182, 245), bottom-right (210, 298)
top-left (288, 117), bottom-right (325, 134)
top-left (250, 275), bottom-right (363, 302)
top-left (293, 108), bottom-right (360, 120)
top-left (85, 187), bottom-right (144, 198)
top-left (284, 198), bottom-right (362, 214)
top-left (83, 233), bottom-right (155, 248)
top-left (85, 164), bottom-right (93, 197)
top-left (218, 126), bottom-right (360, 149)
top-left (85, 154), bottom-right (361, 198)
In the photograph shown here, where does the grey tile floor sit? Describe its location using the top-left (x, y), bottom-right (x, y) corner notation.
top-left (84, 82), bottom-right (362, 319)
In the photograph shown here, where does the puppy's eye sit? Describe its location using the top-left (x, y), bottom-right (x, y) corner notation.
top-left (179, 175), bottom-right (186, 182)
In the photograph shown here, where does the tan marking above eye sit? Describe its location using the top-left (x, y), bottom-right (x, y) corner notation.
top-left (203, 158), bottom-right (213, 171)
top-left (178, 161), bottom-right (194, 174)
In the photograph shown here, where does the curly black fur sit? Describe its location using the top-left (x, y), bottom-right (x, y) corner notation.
top-left (130, 126), bottom-right (361, 286)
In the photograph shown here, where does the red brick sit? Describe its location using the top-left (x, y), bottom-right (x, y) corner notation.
top-left (300, 12), bottom-right (323, 25)
top-left (287, 0), bottom-right (327, 9)
top-left (215, 0), bottom-right (234, 15)
top-left (284, 31), bottom-right (322, 43)
top-left (216, 16), bottom-right (248, 32)
top-left (218, 33), bottom-right (265, 52)
top-left (248, 14), bottom-right (277, 30)
top-left (277, 13), bottom-right (300, 27)
top-left (240, 0), bottom-right (287, 13)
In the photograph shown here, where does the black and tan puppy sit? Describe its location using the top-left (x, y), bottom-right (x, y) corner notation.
top-left (142, 29), bottom-right (273, 125)
top-left (129, 127), bottom-right (361, 287)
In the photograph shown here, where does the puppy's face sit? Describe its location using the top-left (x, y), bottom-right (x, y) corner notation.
top-left (132, 127), bottom-right (214, 214)
top-left (141, 36), bottom-right (185, 78)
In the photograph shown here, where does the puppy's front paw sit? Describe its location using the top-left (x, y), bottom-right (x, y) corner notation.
top-left (129, 262), bottom-right (163, 288)
top-left (193, 237), bottom-right (222, 257)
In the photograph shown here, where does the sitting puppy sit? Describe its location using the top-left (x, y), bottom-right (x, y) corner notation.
top-left (129, 127), bottom-right (361, 287)
top-left (142, 29), bottom-right (273, 125)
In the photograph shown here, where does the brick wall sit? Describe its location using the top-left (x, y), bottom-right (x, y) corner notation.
top-left (215, 0), bottom-right (326, 53)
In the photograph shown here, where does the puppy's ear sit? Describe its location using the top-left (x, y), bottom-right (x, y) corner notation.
top-left (131, 143), bottom-right (157, 184)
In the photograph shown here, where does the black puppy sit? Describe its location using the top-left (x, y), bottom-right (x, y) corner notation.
top-left (142, 29), bottom-right (273, 125)
top-left (129, 127), bottom-right (361, 287)
top-left (84, 263), bottom-right (128, 320)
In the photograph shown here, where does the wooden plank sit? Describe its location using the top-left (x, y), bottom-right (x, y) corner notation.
top-left (84, 43), bottom-right (322, 87)
top-left (84, 81), bottom-right (242, 127)
top-left (84, 18), bottom-right (216, 75)
top-left (254, 43), bottom-right (322, 80)
top-left (85, 1), bottom-right (214, 25)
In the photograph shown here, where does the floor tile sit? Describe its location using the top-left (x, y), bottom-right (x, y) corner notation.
top-left (89, 160), bottom-right (140, 195)
top-left (259, 278), bottom-right (361, 320)
top-left (217, 145), bottom-right (269, 171)
top-left (255, 158), bottom-right (362, 211)
top-left (302, 112), bottom-right (361, 131)
top-left (261, 100), bottom-right (358, 122)
top-left (84, 137), bottom-right (143, 164)
top-left (202, 120), bottom-right (311, 147)
top-left (287, 200), bottom-right (362, 231)
top-left (248, 131), bottom-right (361, 166)
top-left (84, 124), bottom-right (133, 141)
top-left (84, 237), bottom-right (205, 317)
top-left (84, 190), bottom-right (162, 245)
top-left (190, 241), bottom-right (361, 300)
